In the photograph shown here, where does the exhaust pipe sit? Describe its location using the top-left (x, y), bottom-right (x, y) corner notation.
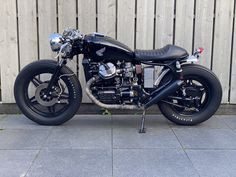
top-left (86, 77), bottom-right (183, 110)
top-left (144, 80), bottom-right (183, 109)
top-left (86, 77), bottom-right (140, 110)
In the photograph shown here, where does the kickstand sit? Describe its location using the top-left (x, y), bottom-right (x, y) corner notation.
top-left (139, 110), bottom-right (146, 133)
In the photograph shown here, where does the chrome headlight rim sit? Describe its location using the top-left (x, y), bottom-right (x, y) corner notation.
top-left (49, 33), bottom-right (63, 52)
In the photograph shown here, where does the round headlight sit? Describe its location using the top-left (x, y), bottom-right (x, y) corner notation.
top-left (49, 33), bottom-right (63, 52)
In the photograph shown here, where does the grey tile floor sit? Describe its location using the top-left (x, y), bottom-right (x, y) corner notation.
top-left (0, 114), bottom-right (236, 177)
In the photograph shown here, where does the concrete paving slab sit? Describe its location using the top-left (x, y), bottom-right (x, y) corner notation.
top-left (113, 115), bottom-right (181, 148)
top-left (186, 150), bottom-right (236, 177)
top-left (63, 114), bottom-right (111, 128)
top-left (26, 149), bottom-right (112, 177)
top-left (112, 115), bottom-right (170, 129)
top-left (44, 115), bottom-right (111, 149)
top-left (218, 115), bottom-right (236, 129)
top-left (0, 114), bottom-right (53, 129)
top-left (173, 128), bottom-right (236, 149)
top-left (44, 126), bottom-right (111, 149)
top-left (0, 129), bottom-right (51, 149)
top-left (169, 116), bottom-right (229, 129)
top-left (113, 149), bottom-right (199, 177)
top-left (0, 114), bottom-right (6, 120)
top-left (113, 127), bottom-right (181, 149)
top-left (0, 150), bottom-right (38, 177)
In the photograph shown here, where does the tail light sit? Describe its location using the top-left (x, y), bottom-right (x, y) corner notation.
top-left (197, 47), bottom-right (204, 54)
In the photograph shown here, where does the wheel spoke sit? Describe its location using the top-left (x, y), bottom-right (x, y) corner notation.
top-left (31, 77), bottom-right (43, 87)
top-left (29, 96), bottom-right (36, 102)
top-left (29, 96), bottom-right (38, 105)
top-left (31, 100), bottom-right (39, 105)
top-left (162, 100), bottom-right (189, 109)
top-left (196, 85), bottom-right (205, 92)
top-left (168, 96), bottom-right (192, 101)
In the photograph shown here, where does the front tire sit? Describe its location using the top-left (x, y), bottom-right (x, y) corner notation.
top-left (158, 64), bottom-right (222, 125)
top-left (14, 60), bottom-right (82, 125)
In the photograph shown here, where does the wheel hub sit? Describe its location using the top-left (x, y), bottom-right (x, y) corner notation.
top-left (35, 83), bottom-right (58, 107)
top-left (185, 87), bottom-right (202, 98)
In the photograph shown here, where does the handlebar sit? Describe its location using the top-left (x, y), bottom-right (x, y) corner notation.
top-left (55, 42), bottom-right (72, 58)
top-left (56, 29), bottom-right (83, 58)
top-left (62, 28), bottom-right (84, 42)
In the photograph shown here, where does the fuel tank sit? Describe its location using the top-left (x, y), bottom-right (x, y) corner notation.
top-left (83, 33), bottom-right (134, 61)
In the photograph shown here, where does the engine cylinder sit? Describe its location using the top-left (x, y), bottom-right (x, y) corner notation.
top-left (98, 62), bottom-right (116, 79)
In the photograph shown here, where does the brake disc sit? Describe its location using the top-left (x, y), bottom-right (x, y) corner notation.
top-left (35, 83), bottom-right (58, 107)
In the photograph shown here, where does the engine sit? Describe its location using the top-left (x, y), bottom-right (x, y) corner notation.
top-left (90, 62), bottom-right (141, 104)
top-left (89, 61), bottom-right (164, 105)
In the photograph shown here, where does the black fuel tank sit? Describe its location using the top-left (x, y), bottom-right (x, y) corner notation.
top-left (83, 33), bottom-right (134, 61)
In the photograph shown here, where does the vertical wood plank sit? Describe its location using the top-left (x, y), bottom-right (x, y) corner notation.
top-left (212, 0), bottom-right (234, 103)
top-left (230, 1), bottom-right (236, 103)
top-left (194, 0), bottom-right (214, 68)
top-left (78, 0), bottom-right (96, 103)
top-left (58, 0), bottom-right (76, 33)
top-left (136, 0), bottom-right (155, 49)
top-left (18, 0), bottom-right (38, 69)
top-left (117, 0), bottom-right (135, 49)
top-left (58, 0), bottom-right (77, 75)
top-left (38, 0), bottom-right (57, 84)
top-left (38, 0), bottom-right (57, 59)
top-left (175, 0), bottom-right (194, 52)
top-left (78, 0), bottom-right (96, 33)
top-left (0, 0), bottom-right (19, 103)
top-left (97, 0), bottom-right (116, 38)
top-left (155, 0), bottom-right (174, 48)
top-left (231, 6), bottom-right (236, 103)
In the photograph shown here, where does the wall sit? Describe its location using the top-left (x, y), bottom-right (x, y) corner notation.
top-left (0, 0), bottom-right (236, 103)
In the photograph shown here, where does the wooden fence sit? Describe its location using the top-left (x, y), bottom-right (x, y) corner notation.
top-left (0, 0), bottom-right (236, 104)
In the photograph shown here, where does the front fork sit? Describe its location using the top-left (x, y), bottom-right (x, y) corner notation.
top-left (45, 59), bottom-right (67, 95)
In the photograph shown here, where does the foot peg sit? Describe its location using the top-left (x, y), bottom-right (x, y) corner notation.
top-left (139, 110), bottom-right (146, 133)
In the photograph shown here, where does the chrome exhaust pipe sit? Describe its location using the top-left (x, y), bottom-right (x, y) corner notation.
top-left (144, 80), bottom-right (183, 109)
top-left (86, 77), bottom-right (141, 110)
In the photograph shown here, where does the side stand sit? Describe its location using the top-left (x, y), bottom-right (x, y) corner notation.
top-left (139, 110), bottom-right (146, 133)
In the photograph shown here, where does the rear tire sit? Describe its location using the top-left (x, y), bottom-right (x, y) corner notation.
top-left (14, 60), bottom-right (82, 125)
top-left (158, 64), bottom-right (222, 125)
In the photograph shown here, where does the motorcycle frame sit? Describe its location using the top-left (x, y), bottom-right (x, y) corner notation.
top-left (45, 53), bottom-right (188, 108)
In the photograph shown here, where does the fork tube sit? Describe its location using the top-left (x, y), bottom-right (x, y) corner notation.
top-left (45, 59), bottom-right (66, 95)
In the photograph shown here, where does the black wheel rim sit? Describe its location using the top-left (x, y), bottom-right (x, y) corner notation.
top-left (23, 72), bottom-right (72, 117)
top-left (167, 75), bottom-right (211, 116)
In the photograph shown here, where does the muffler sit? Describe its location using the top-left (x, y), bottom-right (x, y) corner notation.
top-left (86, 77), bottom-right (140, 110)
top-left (144, 80), bottom-right (183, 109)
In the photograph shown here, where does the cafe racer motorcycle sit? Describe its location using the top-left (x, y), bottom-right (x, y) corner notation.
top-left (14, 29), bottom-right (222, 133)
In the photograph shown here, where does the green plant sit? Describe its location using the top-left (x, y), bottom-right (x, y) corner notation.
top-left (101, 108), bottom-right (112, 116)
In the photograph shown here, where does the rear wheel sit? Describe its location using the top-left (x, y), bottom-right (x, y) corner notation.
top-left (158, 64), bottom-right (222, 125)
top-left (14, 60), bottom-right (82, 125)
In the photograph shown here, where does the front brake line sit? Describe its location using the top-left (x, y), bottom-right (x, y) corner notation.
top-left (57, 73), bottom-right (75, 98)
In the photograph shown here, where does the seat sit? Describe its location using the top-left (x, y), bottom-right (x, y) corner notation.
top-left (134, 44), bottom-right (188, 62)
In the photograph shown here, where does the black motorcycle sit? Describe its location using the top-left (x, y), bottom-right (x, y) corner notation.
top-left (14, 28), bottom-right (222, 133)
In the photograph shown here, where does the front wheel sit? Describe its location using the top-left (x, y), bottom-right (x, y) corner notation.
top-left (14, 60), bottom-right (82, 125)
top-left (158, 64), bottom-right (222, 125)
